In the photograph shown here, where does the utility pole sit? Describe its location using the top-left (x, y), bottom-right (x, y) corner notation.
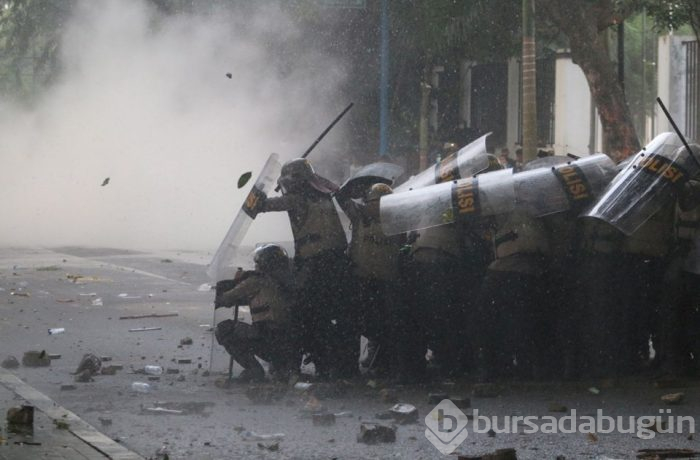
top-left (419, 78), bottom-right (431, 171)
top-left (379, 0), bottom-right (389, 156)
top-left (522, 0), bottom-right (537, 161)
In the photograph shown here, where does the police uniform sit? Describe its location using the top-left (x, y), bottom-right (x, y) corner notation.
top-left (215, 272), bottom-right (297, 382)
top-left (258, 160), bottom-right (355, 379)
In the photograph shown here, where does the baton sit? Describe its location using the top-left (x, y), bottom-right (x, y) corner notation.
top-left (656, 97), bottom-right (700, 170)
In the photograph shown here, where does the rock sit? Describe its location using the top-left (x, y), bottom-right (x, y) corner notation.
top-left (379, 388), bottom-right (398, 403)
top-left (257, 442), bottom-right (279, 452)
top-left (661, 392), bottom-right (685, 405)
top-left (98, 417), bottom-right (112, 427)
top-left (166, 368), bottom-right (180, 374)
top-left (73, 353), bottom-right (101, 375)
top-left (1, 356), bottom-right (19, 369)
top-left (100, 356), bottom-right (112, 362)
top-left (177, 375), bottom-right (186, 382)
top-left (202, 370), bottom-right (210, 377)
top-left (74, 369), bottom-right (94, 383)
top-left (487, 428), bottom-right (496, 438)
top-left (312, 413), bottom-right (336, 426)
top-left (48, 354), bottom-right (61, 360)
top-left (388, 403), bottom-right (419, 424)
top-left (427, 393), bottom-right (450, 405)
top-left (357, 422), bottom-right (396, 444)
top-left (101, 365), bottom-right (120, 375)
top-left (60, 384), bottom-right (77, 391)
top-left (177, 358), bottom-right (192, 364)
top-left (6, 406), bottom-right (33, 428)
top-left (22, 351), bottom-right (50, 367)
top-left (302, 396), bottom-right (324, 413)
top-left (180, 337), bottom-right (193, 346)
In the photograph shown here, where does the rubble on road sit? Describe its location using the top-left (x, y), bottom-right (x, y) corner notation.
top-left (388, 403), bottom-right (418, 424)
top-left (427, 392), bottom-right (449, 404)
top-left (245, 385), bottom-right (287, 404)
top-left (637, 448), bottom-right (700, 459)
top-left (73, 353), bottom-right (101, 375)
top-left (22, 351), bottom-right (50, 367)
top-left (6, 405), bottom-right (33, 430)
top-left (379, 388), bottom-right (397, 403)
top-left (312, 413), bottom-right (336, 426)
top-left (1, 356), bottom-right (19, 369)
top-left (357, 422), bottom-right (396, 444)
top-left (661, 392), bottom-right (685, 405)
top-left (179, 337), bottom-right (193, 345)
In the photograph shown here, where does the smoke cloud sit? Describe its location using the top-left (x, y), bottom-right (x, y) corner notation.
top-left (0, 0), bottom-right (348, 251)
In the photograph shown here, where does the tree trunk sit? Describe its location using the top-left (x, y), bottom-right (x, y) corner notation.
top-left (538, 0), bottom-right (640, 162)
top-left (522, 0), bottom-right (538, 162)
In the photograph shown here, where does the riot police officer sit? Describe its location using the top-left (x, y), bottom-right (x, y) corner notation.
top-left (254, 158), bottom-right (355, 378)
top-left (215, 244), bottom-right (298, 382)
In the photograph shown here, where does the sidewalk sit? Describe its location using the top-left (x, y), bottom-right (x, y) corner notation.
top-left (0, 370), bottom-right (142, 460)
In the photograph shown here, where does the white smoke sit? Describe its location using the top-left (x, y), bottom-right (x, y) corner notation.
top-left (0, 0), bottom-right (348, 251)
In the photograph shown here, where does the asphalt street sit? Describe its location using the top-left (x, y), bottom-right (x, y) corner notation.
top-left (1, 246), bottom-right (700, 459)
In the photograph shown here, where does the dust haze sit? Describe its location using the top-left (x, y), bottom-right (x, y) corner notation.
top-left (0, 0), bottom-right (348, 251)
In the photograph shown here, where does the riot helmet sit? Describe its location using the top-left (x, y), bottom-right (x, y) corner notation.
top-left (253, 244), bottom-right (289, 273)
top-left (278, 158), bottom-right (315, 193)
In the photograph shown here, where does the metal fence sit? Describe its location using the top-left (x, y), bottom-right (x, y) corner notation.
top-left (686, 40), bottom-right (700, 142)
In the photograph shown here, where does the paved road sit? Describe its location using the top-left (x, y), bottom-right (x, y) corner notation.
top-left (1, 247), bottom-right (700, 459)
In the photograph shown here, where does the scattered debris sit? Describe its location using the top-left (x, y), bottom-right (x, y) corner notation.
top-left (128, 327), bottom-right (162, 332)
top-left (48, 327), bottom-right (65, 335)
top-left (548, 403), bottom-right (568, 412)
top-left (366, 379), bottom-right (378, 389)
top-left (588, 387), bottom-right (601, 395)
top-left (101, 365), bottom-right (121, 375)
top-left (661, 392), bottom-right (685, 405)
top-left (142, 407), bottom-right (183, 415)
top-left (98, 417), bottom-right (112, 427)
top-left (48, 354), bottom-right (61, 360)
top-left (53, 419), bottom-right (70, 430)
top-left (388, 403), bottom-right (419, 424)
top-left (238, 171), bottom-right (253, 188)
top-left (160, 259), bottom-right (173, 263)
top-left (312, 413), bottom-right (336, 426)
top-left (586, 432), bottom-right (598, 442)
top-left (257, 441), bottom-right (279, 451)
top-left (198, 283), bottom-right (212, 292)
top-left (357, 422), bottom-right (396, 444)
top-left (177, 358), bottom-right (192, 364)
top-left (654, 378), bottom-right (685, 389)
top-left (166, 368), bottom-right (179, 375)
top-left (67, 274), bottom-right (107, 283)
top-left (302, 396), bottom-right (324, 413)
top-left (60, 384), bottom-right (76, 391)
top-left (131, 382), bottom-right (152, 393)
top-left (73, 353), bottom-right (101, 376)
top-left (22, 351), bottom-right (50, 367)
top-left (101, 177), bottom-right (110, 186)
top-left (637, 449), bottom-right (700, 459)
top-left (487, 428), bottom-right (496, 438)
top-left (55, 299), bottom-right (75, 303)
top-left (74, 369), bottom-right (94, 383)
top-left (144, 365), bottom-right (164, 375)
top-left (1, 356), bottom-right (19, 369)
top-left (120, 313), bottom-right (178, 320)
top-left (241, 431), bottom-right (285, 442)
top-left (36, 265), bottom-right (61, 271)
top-left (118, 293), bottom-right (142, 299)
top-left (334, 411), bottom-right (354, 418)
top-left (294, 382), bottom-right (314, 392)
top-left (180, 337), bottom-right (193, 346)
top-left (6, 406), bottom-right (33, 429)
top-left (10, 291), bottom-right (30, 297)
top-left (91, 298), bottom-right (104, 306)
top-left (428, 393), bottom-right (450, 404)
top-left (100, 356), bottom-right (112, 362)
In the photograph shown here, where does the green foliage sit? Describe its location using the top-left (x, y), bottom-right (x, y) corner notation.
top-left (644, 0), bottom-right (700, 39)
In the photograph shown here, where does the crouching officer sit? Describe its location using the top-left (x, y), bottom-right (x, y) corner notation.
top-left (214, 244), bottom-right (299, 383)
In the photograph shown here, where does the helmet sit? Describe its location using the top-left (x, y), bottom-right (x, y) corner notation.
top-left (253, 244), bottom-right (289, 273)
top-left (278, 158), bottom-right (315, 193)
top-left (365, 183), bottom-right (393, 202)
top-left (486, 154), bottom-right (504, 172)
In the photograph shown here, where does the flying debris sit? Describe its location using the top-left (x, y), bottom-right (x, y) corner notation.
top-left (225, 72), bottom-right (232, 79)
top-left (237, 171), bottom-right (252, 189)
top-left (101, 177), bottom-right (110, 186)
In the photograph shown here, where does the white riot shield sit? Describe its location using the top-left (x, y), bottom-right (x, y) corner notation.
top-left (514, 154), bottom-right (617, 217)
top-left (584, 133), bottom-right (699, 235)
top-left (380, 168), bottom-right (514, 235)
top-left (394, 133), bottom-right (491, 192)
top-left (206, 153), bottom-right (282, 282)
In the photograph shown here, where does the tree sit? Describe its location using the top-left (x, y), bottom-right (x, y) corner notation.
top-left (537, 0), bottom-right (641, 161)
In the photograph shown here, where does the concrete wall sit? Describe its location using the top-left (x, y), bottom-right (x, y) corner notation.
top-left (655, 34), bottom-right (692, 137)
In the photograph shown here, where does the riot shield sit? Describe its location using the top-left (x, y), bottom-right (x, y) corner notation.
top-left (394, 133), bottom-right (491, 192)
top-left (521, 155), bottom-right (569, 171)
top-left (514, 153), bottom-right (617, 217)
top-left (338, 162), bottom-right (405, 197)
top-left (584, 133), bottom-right (699, 235)
top-left (206, 153), bottom-right (282, 282)
top-left (380, 168), bottom-right (515, 235)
